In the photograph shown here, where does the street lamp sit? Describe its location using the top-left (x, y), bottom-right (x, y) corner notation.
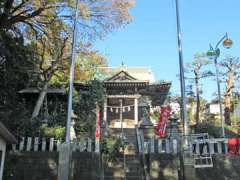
top-left (206, 33), bottom-right (233, 137)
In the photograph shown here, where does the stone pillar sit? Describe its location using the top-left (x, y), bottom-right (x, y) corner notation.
top-left (58, 143), bottom-right (71, 180)
top-left (134, 97), bottom-right (138, 125)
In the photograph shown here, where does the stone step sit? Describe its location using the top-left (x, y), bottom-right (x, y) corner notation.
top-left (104, 176), bottom-right (143, 180)
top-left (126, 171), bottom-right (142, 176)
top-left (104, 167), bottom-right (141, 174)
top-left (117, 158), bottom-right (140, 163)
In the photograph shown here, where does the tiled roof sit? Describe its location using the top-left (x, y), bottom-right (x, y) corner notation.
top-left (18, 87), bottom-right (66, 94)
top-left (99, 66), bottom-right (155, 82)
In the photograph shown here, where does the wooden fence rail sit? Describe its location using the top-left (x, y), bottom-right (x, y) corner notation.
top-left (11, 137), bottom-right (95, 152)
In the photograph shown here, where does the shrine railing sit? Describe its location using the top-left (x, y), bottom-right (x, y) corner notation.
top-left (142, 137), bottom-right (228, 155)
top-left (10, 136), bottom-right (231, 155)
top-left (10, 137), bottom-right (95, 152)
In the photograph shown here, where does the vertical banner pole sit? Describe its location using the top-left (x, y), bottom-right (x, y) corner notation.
top-left (95, 103), bottom-right (101, 153)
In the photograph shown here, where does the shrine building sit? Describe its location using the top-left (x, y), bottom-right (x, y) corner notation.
top-left (90, 65), bottom-right (171, 129)
top-left (19, 65), bottom-right (171, 132)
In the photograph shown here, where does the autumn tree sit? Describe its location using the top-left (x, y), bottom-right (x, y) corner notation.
top-left (74, 47), bottom-right (107, 82)
top-left (219, 56), bottom-right (240, 125)
top-left (30, 19), bottom-right (69, 119)
top-left (0, 0), bottom-right (64, 36)
top-left (0, 0), bottom-right (135, 136)
top-left (185, 53), bottom-right (213, 125)
top-left (0, 0), bottom-right (135, 38)
top-left (30, 0), bottom-right (135, 119)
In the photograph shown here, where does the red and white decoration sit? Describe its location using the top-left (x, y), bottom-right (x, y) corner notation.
top-left (155, 106), bottom-right (171, 137)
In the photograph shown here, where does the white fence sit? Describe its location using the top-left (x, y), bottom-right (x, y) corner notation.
top-left (11, 137), bottom-right (95, 152)
top-left (142, 138), bottom-right (228, 155)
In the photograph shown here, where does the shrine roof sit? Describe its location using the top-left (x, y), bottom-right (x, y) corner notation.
top-left (18, 87), bottom-right (66, 94)
top-left (99, 66), bottom-right (155, 82)
top-left (103, 70), bottom-right (149, 87)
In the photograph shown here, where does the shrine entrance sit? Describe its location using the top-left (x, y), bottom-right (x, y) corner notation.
top-left (106, 95), bottom-right (140, 129)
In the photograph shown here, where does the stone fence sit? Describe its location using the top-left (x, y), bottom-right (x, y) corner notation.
top-left (11, 137), bottom-right (95, 152)
top-left (11, 136), bottom-right (229, 155)
top-left (142, 138), bottom-right (228, 155)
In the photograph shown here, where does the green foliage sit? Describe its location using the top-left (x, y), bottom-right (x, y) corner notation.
top-left (39, 124), bottom-right (65, 139)
top-left (0, 31), bottom-right (35, 135)
top-left (150, 110), bottom-right (160, 122)
top-left (74, 80), bottom-right (105, 138)
top-left (101, 136), bottom-right (122, 163)
top-left (195, 120), bottom-right (240, 138)
top-left (231, 114), bottom-right (240, 126)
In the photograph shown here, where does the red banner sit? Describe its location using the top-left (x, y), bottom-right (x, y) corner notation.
top-left (155, 106), bottom-right (171, 137)
top-left (95, 106), bottom-right (101, 139)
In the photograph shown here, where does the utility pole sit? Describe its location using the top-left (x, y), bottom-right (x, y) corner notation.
top-left (66, 0), bottom-right (80, 144)
top-left (58, 1), bottom-right (80, 180)
top-left (175, 0), bottom-right (189, 137)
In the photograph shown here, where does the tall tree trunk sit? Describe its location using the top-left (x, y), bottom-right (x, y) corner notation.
top-left (224, 76), bottom-right (234, 125)
top-left (224, 95), bottom-right (231, 125)
top-left (31, 82), bottom-right (48, 120)
top-left (195, 77), bottom-right (200, 125)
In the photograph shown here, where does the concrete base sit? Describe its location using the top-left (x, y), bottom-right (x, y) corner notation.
top-left (58, 143), bottom-right (71, 180)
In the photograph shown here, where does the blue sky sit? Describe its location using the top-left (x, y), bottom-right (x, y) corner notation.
top-left (95, 0), bottom-right (240, 101)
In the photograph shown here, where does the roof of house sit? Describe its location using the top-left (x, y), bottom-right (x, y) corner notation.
top-left (0, 122), bottom-right (17, 144)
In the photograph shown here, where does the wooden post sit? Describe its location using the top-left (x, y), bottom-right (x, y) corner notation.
top-left (49, 138), bottom-right (54, 152)
top-left (26, 137), bottom-right (32, 151)
top-left (87, 138), bottom-right (92, 152)
top-left (166, 139), bottom-right (170, 153)
top-left (79, 139), bottom-right (86, 152)
top-left (72, 140), bottom-right (77, 152)
top-left (144, 142), bottom-right (148, 154)
top-left (203, 143), bottom-right (208, 154)
top-left (173, 139), bottom-right (178, 154)
top-left (12, 144), bottom-right (16, 152)
top-left (150, 138), bottom-right (155, 153)
top-left (195, 141), bottom-right (200, 154)
top-left (34, 137), bottom-right (39, 152)
top-left (136, 128), bottom-right (142, 153)
top-left (189, 141), bottom-right (193, 155)
top-left (41, 138), bottom-right (46, 151)
top-left (209, 141), bottom-right (215, 154)
top-left (57, 139), bottom-right (61, 151)
top-left (19, 137), bottom-right (25, 151)
top-left (134, 97), bottom-right (138, 125)
top-left (158, 139), bottom-right (163, 153)
top-left (224, 140), bottom-right (228, 154)
top-left (217, 141), bottom-right (222, 154)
